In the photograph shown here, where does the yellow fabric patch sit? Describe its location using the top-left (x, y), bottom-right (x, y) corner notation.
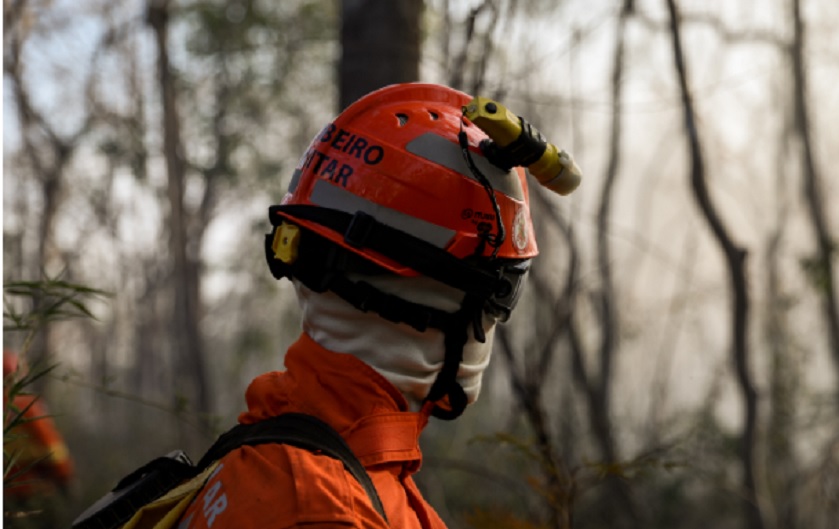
top-left (120, 463), bottom-right (220, 529)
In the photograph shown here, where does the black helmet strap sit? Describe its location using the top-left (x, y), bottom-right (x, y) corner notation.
top-left (457, 124), bottom-right (505, 258)
top-left (272, 205), bottom-right (501, 300)
top-left (264, 216), bottom-right (486, 420)
top-left (423, 293), bottom-right (484, 420)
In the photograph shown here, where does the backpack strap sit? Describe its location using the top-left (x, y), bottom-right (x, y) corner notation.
top-left (197, 413), bottom-right (388, 523)
top-left (72, 413), bottom-right (387, 529)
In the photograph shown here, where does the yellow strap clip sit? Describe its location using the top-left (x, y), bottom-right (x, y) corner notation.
top-left (271, 222), bottom-right (301, 264)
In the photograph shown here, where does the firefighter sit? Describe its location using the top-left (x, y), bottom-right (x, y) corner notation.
top-left (177, 83), bottom-right (579, 529)
top-left (4, 351), bottom-right (75, 526)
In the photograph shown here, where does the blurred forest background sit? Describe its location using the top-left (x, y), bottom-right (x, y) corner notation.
top-left (3, 0), bottom-right (838, 528)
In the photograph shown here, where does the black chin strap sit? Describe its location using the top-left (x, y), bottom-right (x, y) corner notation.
top-left (265, 216), bottom-right (490, 421)
top-left (327, 270), bottom-right (483, 420)
top-left (423, 294), bottom-right (484, 420)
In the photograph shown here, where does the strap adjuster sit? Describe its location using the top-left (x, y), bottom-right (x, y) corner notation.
top-left (344, 211), bottom-right (376, 248)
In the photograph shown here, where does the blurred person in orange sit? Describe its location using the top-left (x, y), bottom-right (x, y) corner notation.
top-left (4, 350), bottom-right (75, 521)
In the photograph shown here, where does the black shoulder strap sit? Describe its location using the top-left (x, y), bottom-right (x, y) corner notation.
top-left (271, 204), bottom-right (500, 298)
top-left (72, 413), bottom-right (388, 529)
top-left (197, 413), bottom-right (388, 523)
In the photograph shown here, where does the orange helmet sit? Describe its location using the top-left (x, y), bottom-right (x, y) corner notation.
top-left (267, 83), bottom-right (537, 318)
top-left (276, 83), bottom-right (537, 270)
top-left (265, 83), bottom-right (539, 418)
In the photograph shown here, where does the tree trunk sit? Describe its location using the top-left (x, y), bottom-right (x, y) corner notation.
top-left (764, 64), bottom-right (800, 529)
top-left (147, 0), bottom-right (212, 424)
top-left (790, 0), bottom-right (839, 403)
top-left (591, 2), bottom-right (642, 526)
top-left (664, 2), bottom-right (765, 529)
top-left (4, 4), bottom-right (76, 374)
top-left (339, 0), bottom-right (422, 111)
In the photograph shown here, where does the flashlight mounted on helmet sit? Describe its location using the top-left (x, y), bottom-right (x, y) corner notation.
top-left (264, 84), bottom-right (575, 420)
top-left (463, 97), bottom-right (582, 196)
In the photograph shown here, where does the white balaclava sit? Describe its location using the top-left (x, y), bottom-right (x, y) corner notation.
top-left (294, 274), bottom-right (497, 411)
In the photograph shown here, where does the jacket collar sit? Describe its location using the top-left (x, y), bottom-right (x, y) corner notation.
top-left (238, 332), bottom-right (431, 470)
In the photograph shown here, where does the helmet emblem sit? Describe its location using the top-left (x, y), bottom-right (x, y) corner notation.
top-left (512, 207), bottom-right (529, 253)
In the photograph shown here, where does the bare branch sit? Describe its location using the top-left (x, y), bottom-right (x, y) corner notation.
top-left (664, 2), bottom-right (764, 529)
top-left (790, 0), bottom-right (839, 401)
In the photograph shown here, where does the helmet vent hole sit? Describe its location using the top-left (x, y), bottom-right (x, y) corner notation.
top-left (428, 111), bottom-right (439, 120)
top-left (396, 113), bottom-right (409, 126)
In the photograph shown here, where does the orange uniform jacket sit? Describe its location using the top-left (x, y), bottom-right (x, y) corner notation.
top-left (4, 393), bottom-right (74, 499)
top-left (178, 332), bottom-right (448, 529)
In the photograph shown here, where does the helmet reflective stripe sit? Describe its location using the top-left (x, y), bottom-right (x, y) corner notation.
top-left (266, 83), bottom-right (541, 421)
top-left (405, 133), bottom-right (525, 201)
top-left (310, 179), bottom-right (456, 249)
top-left (288, 168), bottom-right (304, 194)
top-left (277, 83), bottom-right (538, 269)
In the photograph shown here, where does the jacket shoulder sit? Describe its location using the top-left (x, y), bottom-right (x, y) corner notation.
top-left (177, 443), bottom-right (386, 529)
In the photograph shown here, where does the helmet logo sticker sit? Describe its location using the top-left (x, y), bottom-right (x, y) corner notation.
top-left (461, 209), bottom-right (497, 229)
top-left (512, 207), bottom-right (529, 253)
top-left (297, 123), bottom-right (386, 188)
top-left (462, 209), bottom-right (496, 222)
